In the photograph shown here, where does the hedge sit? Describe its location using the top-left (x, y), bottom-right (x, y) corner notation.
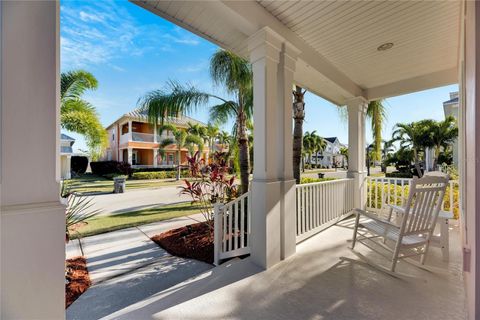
top-left (366, 180), bottom-right (459, 219)
top-left (300, 177), bottom-right (336, 184)
top-left (90, 161), bottom-right (132, 176)
top-left (71, 156), bottom-right (88, 175)
top-left (385, 171), bottom-right (414, 178)
top-left (131, 170), bottom-right (191, 180)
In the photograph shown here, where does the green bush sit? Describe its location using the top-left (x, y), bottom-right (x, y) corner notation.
top-left (131, 170), bottom-right (191, 180)
top-left (385, 171), bottom-right (413, 178)
top-left (366, 181), bottom-right (460, 219)
top-left (300, 177), bottom-right (336, 184)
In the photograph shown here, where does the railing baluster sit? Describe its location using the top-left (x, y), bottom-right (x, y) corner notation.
top-left (241, 197), bottom-right (245, 248)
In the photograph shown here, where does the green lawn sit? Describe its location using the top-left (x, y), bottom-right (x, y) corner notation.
top-left (65, 174), bottom-right (182, 195)
top-left (70, 202), bottom-right (202, 239)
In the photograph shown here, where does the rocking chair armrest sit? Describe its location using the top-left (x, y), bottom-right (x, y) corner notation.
top-left (385, 204), bottom-right (406, 214)
top-left (353, 208), bottom-right (398, 228)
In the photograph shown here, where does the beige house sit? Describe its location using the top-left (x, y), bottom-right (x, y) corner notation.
top-left (2, 1), bottom-right (480, 319)
top-left (104, 109), bottom-right (210, 168)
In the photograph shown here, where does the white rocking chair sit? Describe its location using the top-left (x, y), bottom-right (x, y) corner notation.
top-left (351, 173), bottom-right (449, 273)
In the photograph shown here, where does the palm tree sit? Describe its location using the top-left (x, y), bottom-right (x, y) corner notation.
top-left (366, 100), bottom-right (387, 163)
top-left (217, 131), bottom-right (231, 152)
top-left (139, 50), bottom-right (252, 194)
top-left (392, 120), bottom-right (433, 177)
top-left (312, 133), bottom-right (327, 166)
top-left (292, 86), bottom-right (306, 183)
top-left (158, 124), bottom-right (203, 180)
top-left (205, 123), bottom-right (220, 154)
top-left (380, 139), bottom-right (395, 173)
top-left (61, 70), bottom-right (107, 159)
top-left (429, 116), bottom-right (458, 169)
top-left (340, 146), bottom-right (348, 168)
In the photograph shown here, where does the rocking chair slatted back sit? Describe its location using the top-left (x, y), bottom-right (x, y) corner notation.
top-left (401, 175), bottom-right (448, 236)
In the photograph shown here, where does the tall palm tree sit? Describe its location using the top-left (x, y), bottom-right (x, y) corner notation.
top-left (429, 116), bottom-right (458, 168)
top-left (205, 123), bottom-right (220, 154)
top-left (303, 131), bottom-right (317, 167)
top-left (366, 100), bottom-right (387, 162)
top-left (392, 120), bottom-right (433, 177)
top-left (139, 50), bottom-right (252, 194)
top-left (217, 130), bottom-right (231, 152)
top-left (158, 124), bottom-right (203, 180)
top-left (292, 86), bottom-right (306, 183)
top-left (380, 139), bottom-right (395, 173)
top-left (340, 146), bottom-right (348, 168)
top-left (312, 133), bottom-right (327, 166)
top-left (61, 70), bottom-right (107, 159)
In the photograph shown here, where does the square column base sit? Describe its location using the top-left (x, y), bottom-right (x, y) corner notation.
top-left (281, 179), bottom-right (297, 259)
top-left (250, 179), bottom-right (282, 269)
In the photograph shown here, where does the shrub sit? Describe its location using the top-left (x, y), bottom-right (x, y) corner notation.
top-left (131, 167), bottom-right (178, 173)
top-left (386, 171), bottom-right (413, 178)
top-left (71, 156), bottom-right (88, 175)
top-left (131, 170), bottom-right (191, 180)
top-left (366, 180), bottom-right (460, 219)
top-left (90, 161), bottom-right (132, 177)
top-left (300, 177), bottom-right (336, 184)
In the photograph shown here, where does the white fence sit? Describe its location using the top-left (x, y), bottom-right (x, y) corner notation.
top-left (213, 192), bottom-right (251, 265)
top-left (296, 178), bottom-right (355, 243)
top-left (366, 177), bottom-right (459, 218)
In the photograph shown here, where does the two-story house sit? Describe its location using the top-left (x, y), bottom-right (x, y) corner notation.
top-left (310, 137), bottom-right (347, 168)
top-left (104, 109), bottom-right (210, 168)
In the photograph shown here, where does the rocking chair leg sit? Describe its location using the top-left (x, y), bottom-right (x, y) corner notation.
top-left (390, 244), bottom-right (402, 272)
top-left (420, 242), bottom-right (430, 265)
top-left (351, 213), bottom-right (361, 249)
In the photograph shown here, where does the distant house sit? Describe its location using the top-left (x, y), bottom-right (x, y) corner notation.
top-left (104, 109), bottom-right (210, 168)
top-left (310, 137), bottom-right (347, 168)
top-left (443, 92), bottom-right (459, 167)
top-left (60, 133), bottom-right (75, 179)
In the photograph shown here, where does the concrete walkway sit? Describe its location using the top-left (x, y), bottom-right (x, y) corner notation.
top-left (86, 186), bottom-right (191, 216)
top-left (66, 213), bottom-right (212, 320)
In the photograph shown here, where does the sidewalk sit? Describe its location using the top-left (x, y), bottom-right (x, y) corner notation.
top-left (66, 213), bottom-right (212, 320)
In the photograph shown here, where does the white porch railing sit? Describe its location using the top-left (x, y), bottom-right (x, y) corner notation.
top-left (296, 178), bottom-right (355, 243)
top-left (213, 192), bottom-right (251, 265)
top-left (365, 177), bottom-right (460, 218)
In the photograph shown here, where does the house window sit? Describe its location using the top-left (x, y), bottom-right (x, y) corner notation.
top-left (168, 154), bottom-right (174, 164)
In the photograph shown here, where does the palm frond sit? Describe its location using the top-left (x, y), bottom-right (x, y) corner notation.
top-left (61, 70), bottom-right (98, 101)
top-left (210, 50), bottom-right (252, 94)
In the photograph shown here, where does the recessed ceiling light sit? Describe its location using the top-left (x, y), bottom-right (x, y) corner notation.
top-left (377, 42), bottom-right (394, 51)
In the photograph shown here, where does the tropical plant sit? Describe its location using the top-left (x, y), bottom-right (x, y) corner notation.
top-left (366, 100), bottom-right (387, 162)
top-left (61, 70), bottom-right (107, 160)
top-left (158, 124), bottom-right (204, 180)
top-left (179, 151), bottom-right (238, 234)
top-left (380, 139), bottom-right (395, 173)
top-left (205, 123), bottom-right (220, 154)
top-left (340, 146), bottom-right (348, 168)
top-left (217, 130), bottom-right (231, 152)
top-left (139, 50), bottom-right (252, 194)
top-left (293, 86), bottom-right (306, 183)
top-left (428, 116), bottom-right (458, 168)
top-left (303, 131), bottom-right (325, 168)
top-left (392, 120), bottom-right (434, 177)
top-left (62, 183), bottom-right (101, 242)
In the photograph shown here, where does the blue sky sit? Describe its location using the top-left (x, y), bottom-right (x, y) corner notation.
top-left (61, 0), bottom-right (458, 152)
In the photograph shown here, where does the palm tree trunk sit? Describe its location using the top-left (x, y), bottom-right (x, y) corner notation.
top-left (413, 148), bottom-right (422, 177)
top-left (237, 111), bottom-right (250, 194)
top-left (292, 86), bottom-right (305, 184)
top-left (176, 149), bottom-right (181, 180)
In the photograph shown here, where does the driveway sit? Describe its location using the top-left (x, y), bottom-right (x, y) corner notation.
top-left (87, 186), bottom-right (191, 216)
top-left (66, 213), bottom-right (212, 320)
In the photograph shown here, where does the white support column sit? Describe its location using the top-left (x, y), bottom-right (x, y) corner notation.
top-left (153, 123), bottom-right (157, 143)
top-left (128, 120), bottom-right (133, 141)
top-left (127, 147), bottom-right (133, 165)
top-left (153, 149), bottom-right (158, 167)
top-left (1, 2), bottom-right (65, 319)
top-left (249, 27), bottom-right (283, 269)
top-left (278, 42), bottom-right (300, 260)
top-left (346, 97), bottom-right (368, 210)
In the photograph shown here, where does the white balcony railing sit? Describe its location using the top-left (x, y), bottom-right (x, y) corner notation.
top-left (296, 178), bottom-right (355, 243)
top-left (214, 192), bottom-right (251, 265)
top-left (365, 176), bottom-right (460, 218)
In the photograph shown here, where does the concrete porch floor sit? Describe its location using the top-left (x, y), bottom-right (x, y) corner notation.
top-left (104, 217), bottom-right (466, 320)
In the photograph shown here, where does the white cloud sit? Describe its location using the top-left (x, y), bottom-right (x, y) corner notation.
top-left (61, 1), bottom-right (205, 71)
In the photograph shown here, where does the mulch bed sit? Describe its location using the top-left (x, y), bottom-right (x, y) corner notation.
top-left (151, 222), bottom-right (214, 264)
top-left (65, 256), bottom-right (91, 308)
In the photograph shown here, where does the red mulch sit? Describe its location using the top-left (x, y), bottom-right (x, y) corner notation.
top-left (151, 222), bottom-right (214, 264)
top-left (65, 256), bottom-right (91, 308)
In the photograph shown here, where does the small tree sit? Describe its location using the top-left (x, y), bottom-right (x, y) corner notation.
top-left (179, 152), bottom-right (238, 235)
